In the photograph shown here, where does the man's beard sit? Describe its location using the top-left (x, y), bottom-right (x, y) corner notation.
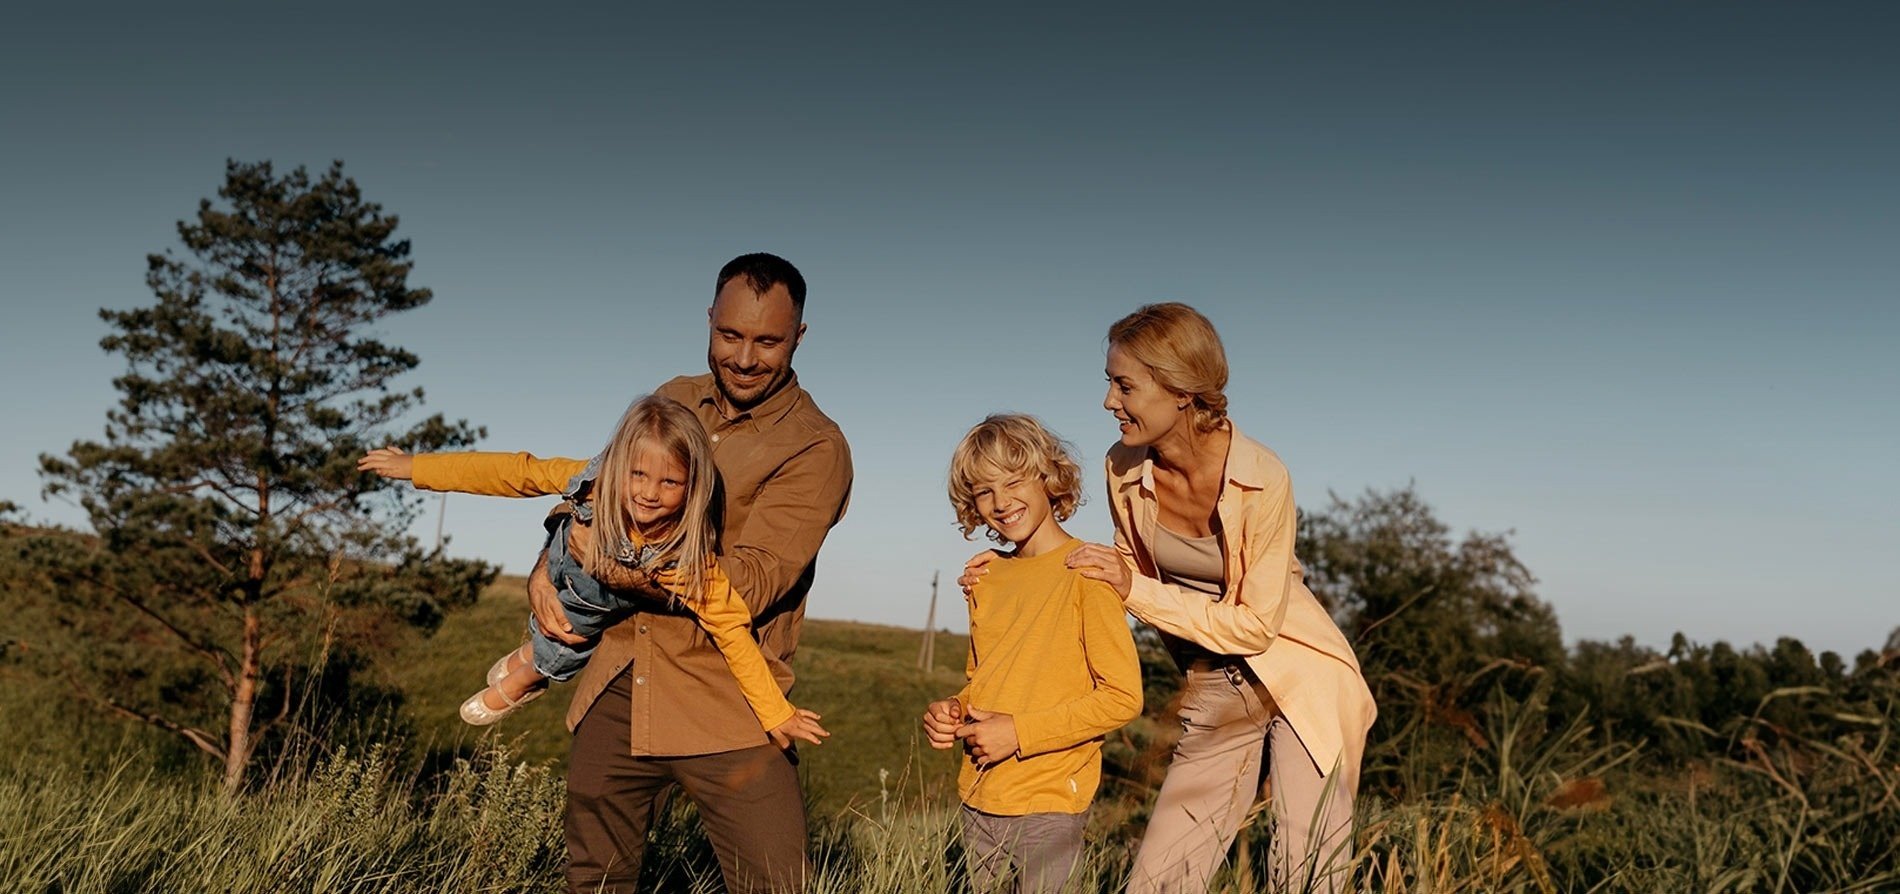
top-left (708, 350), bottom-right (791, 411)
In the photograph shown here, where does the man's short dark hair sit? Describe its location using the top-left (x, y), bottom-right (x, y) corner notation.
top-left (716, 253), bottom-right (806, 316)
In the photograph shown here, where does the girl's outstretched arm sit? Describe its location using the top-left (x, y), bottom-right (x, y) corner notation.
top-left (360, 448), bottom-right (589, 498)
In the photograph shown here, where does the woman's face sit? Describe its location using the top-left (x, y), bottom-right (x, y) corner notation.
top-left (1104, 344), bottom-right (1188, 448)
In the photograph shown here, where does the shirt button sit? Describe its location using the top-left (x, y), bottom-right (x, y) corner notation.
top-left (635, 676), bottom-right (647, 685)
top-left (711, 434), bottom-right (721, 443)
top-left (638, 624), bottom-right (649, 634)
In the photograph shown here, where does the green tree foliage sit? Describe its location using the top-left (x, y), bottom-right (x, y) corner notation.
top-left (1299, 485), bottom-right (1563, 761)
top-left (27, 159), bottom-right (495, 794)
top-left (1301, 485), bottom-right (1564, 680)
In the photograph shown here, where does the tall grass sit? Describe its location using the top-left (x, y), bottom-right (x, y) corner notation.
top-left (5, 699), bottom-right (1891, 894)
top-left (0, 744), bottom-right (565, 894)
top-left (2, 578), bottom-right (1892, 892)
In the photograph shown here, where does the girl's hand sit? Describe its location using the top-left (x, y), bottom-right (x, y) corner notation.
top-left (958, 550), bottom-right (1000, 596)
top-left (922, 697), bottom-right (964, 749)
top-left (357, 446), bottom-right (414, 481)
top-left (768, 707), bottom-right (830, 749)
top-left (1065, 542), bottom-right (1132, 599)
top-left (956, 708), bottom-right (1019, 767)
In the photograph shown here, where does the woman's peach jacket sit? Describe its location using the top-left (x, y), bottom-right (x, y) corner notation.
top-left (1106, 425), bottom-right (1377, 779)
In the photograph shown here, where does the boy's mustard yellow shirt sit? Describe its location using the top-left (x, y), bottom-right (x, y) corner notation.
top-left (411, 452), bottom-right (796, 732)
top-left (956, 538), bottom-right (1142, 816)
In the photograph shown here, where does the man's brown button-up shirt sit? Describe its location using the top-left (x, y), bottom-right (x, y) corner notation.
top-left (411, 371), bottom-right (852, 756)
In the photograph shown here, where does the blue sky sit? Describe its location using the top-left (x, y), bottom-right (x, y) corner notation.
top-left (3, 3), bottom-right (1895, 655)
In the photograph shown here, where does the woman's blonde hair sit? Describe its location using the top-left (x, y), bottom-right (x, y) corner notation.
top-left (1107, 302), bottom-right (1229, 434)
top-left (590, 395), bottom-right (718, 602)
top-left (947, 414), bottom-right (1085, 543)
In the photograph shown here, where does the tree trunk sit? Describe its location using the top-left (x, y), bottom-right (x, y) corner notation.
top-left (222, 605), bottom-right (260, 795)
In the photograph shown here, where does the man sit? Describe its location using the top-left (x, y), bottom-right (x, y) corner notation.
top-left (367, 253), bottom-right (851, 893)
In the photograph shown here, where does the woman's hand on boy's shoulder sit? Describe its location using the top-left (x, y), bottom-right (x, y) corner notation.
top-left (1066, 543), bottom-right (1132, 599)
top-left (957, 549), bottom-right (1003, 596)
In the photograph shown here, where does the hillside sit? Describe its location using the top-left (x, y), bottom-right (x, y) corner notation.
top-left (387, 575), bottom-right (970, 812)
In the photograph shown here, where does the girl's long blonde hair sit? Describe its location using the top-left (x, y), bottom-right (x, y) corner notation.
top-left (589, 395), bottom-right (718, 602)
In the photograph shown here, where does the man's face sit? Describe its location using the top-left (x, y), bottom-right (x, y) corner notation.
top-left (706, 277), bottom-right (805, 411)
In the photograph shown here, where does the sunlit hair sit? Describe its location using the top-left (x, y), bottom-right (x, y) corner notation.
top-left (947, 414), bottom-right (1084, 544)
top-left (590, 395), bottom-right (718, 601)
top-left (1107, 302), bottom-right (1230, 434)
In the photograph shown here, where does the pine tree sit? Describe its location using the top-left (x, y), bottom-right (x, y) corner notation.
top-left (34, 159), bottom-right (492, 793)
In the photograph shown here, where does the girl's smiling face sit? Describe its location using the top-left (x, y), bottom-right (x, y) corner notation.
top-left (1104, 344), bottom-right (1189, 448)
top-left (622, 440), bottom-right (689, 532)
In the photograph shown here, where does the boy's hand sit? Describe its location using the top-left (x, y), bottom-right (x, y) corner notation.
top-left (768, 707), bottom-right (830, 749)
top-left (922, 697), bottom-right (964, 749)
top-left (957, 707), bottom-right (1019, 766)
top-left (357, 446), bottom-right (414, 481)
top-left (1065, 543), bottom-right (1132, 599)
top-left (527, 552), bottom-right (586, 645)
top-left (958, 550), bottom-right (1001, 596)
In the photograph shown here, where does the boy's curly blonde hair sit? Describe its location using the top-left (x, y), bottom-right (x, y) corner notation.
top-left (947, 414), bottom-right (1085, 543)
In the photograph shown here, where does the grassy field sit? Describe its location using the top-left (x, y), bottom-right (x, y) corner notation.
top-left (385, 575), bottom-right (970, 813)
top-left (3, 574), bottom-right (1896, 892)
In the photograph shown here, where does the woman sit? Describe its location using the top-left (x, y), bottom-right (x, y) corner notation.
top-left (1066, 303), bottom-right (1376, 893)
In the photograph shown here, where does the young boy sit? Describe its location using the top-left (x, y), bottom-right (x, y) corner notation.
top-left (922, 414), bottom-right (1144, 893)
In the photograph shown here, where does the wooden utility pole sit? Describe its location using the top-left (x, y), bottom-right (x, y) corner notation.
top-left (433, 492), bottom-right (447, 553)
top-left (917, 570), bottom-right (939, 671)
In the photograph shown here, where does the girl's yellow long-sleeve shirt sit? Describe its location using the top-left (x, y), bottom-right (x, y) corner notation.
top-left (411, 451), bottom-right (796, 733)
top-left (957, 538), bottom-right (1143, 816)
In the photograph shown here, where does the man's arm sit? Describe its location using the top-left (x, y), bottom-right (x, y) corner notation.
top-left (658, 563), bottom-right (798, 731)
top-left (718, 437), bottom-right (853, 617)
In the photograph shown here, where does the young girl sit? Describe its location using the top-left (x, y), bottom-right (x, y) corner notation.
top-left (359, 395), bottom-right (828, 748)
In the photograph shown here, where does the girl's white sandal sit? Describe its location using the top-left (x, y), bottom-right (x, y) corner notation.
top-left (459, 682), bottom-right (544, 726)
top-left (486, 645), bottom-right (529, 687)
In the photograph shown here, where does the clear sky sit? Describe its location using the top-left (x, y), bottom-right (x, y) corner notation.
top-left (3, 3), bottom-right (1895, 656)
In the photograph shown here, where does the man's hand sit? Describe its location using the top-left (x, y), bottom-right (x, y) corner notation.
top-left (767, 706), bottom-right (831, 749)
top-left (357, 446), bottom-right (414, 481)
top-left (651, 564), bottom-right (690, 598)
top-left (957, 707), bottom-right (1019, 767)
top-left (958, 549), bottom-right (1001, 596)
top-left (922, 696), bottom-right (964, 750)
top-left (1065, 542), bottom-right (1133, 599)
top-left (527, 552), bottom-right (587, 645)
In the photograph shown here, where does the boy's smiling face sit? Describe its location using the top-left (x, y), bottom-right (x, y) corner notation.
top-left (971, 465), bottom-right (1066, 556)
